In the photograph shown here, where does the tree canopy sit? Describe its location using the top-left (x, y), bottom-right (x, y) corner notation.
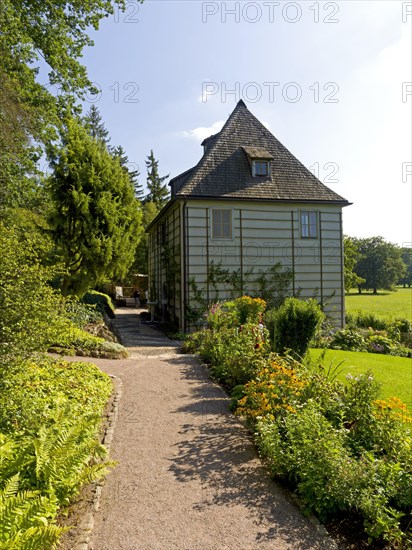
top-left (353, 236), bottom-right (405, 294)
top-left (48, 118), bottom-right (143, 295)
top-left (343, 236), bottom-right (365, 292)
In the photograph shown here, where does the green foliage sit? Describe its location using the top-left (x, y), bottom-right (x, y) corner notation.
top-left (272, 298), bottom-right (325, 359)
top-left (247, 369), bottom-right (412, 545)
top-left (343, 236), bottom-right (365, 292)
top-left (65, 299), bottom-right (103, 328)
top-left (330, 328), bottom-right (367, 352)
top-left (32, 413), bottom-right (114, 505)
top-left (111, 145), bottom-right (143, 201)
top-left (184, 323), bottom-right (270, 389)
top-left (0, 357), bottom-right (114, 548)
top-left (0, 358), bottom-right (112, 436)
top-left (206, 297), bottom-right (267, 329)
top-left (0, 471), bottom-right (64, 550)
top-left (346, 310), bottom-right (411, 334)
top-left (330, 326), bottom-right (410, 357)
top-left (47, 117), bottom-right (143, 296)
top-left (144, 150), bottom-right (169, 208)
top-left (0, 222), bottom-right (64, 363)
top-left (399, 247), bottom-right (412, 287)
top-left (354, 236), bottom-right (406, 294)
top-left (83, 105), bottom-right (110, 145)
top-left (0, 0), bottom-right (133, 212)
top-left (82, 290), bottom-right (115, 318)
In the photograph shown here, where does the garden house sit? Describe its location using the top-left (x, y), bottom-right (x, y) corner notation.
top-left (147, 100), bottom-right (351, 331)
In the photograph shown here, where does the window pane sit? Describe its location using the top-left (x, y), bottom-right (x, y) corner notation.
top-left (221, 210), bottom-right (231, 224)
top-left (211, 209), bottom-right (232, 238)
top-left (301, 211), bottom-right (317, 238)
top-left (255, 161), bottom-right (268, 176)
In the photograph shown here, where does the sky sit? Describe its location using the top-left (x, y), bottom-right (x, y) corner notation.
top-left (50, 0), bottom-right (412, 245)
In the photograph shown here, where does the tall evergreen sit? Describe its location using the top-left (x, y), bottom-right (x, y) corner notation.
top-left (145, 150), bottom-right (169, 209)
top-left (83, 105), bottom-right (110, 145)
top-left (112, 145), bottom-right (144, 201)
top-left (48, 117), bottom-right (143, 296)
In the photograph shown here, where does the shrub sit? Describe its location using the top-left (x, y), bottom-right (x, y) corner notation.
top-left (82, 291), bottom-right (115, 318)
top-left (232, 296), bottom-right (266, 325)
top-left (272, 298), bottom-right (325, 359)
top-left (330, 328), bottom-right (367, 352)
top-left (185, 322), bottom-right (270, 389)
top-left (47, 318), bottom-right (128, 358)
top-left (236, 360), bottom-right (305, 422)
top-left (0, 357), bottom-right (115, 548)
top-left (65, 298), bottom-right (103, 328)
top-left (0, 222), bottom-right (65, 364)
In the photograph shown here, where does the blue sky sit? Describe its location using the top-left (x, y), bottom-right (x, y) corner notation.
top-left (54, 1), bottom-right (412, 245)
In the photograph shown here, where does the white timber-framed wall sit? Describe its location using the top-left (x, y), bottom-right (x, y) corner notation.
top-left (148, 198), bottom-right (345, 332)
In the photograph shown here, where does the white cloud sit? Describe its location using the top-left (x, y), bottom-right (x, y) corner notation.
top-left (182, 120), bottom-right (225, 142)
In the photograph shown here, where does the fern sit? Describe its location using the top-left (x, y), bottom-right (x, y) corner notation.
top-left (0, 473), bottom-right (65, 549)
top-left (33, 412), bottom-right (115, 504)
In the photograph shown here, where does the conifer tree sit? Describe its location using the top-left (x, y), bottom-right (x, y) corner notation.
top-left (145, 150), bottom-right (169, 209)
top-left (48, 118), bottom-right (143, 296)
top-left (112, 145), bottom-right (144, 200)
top-left (83, 105), bottom-right (110, 145)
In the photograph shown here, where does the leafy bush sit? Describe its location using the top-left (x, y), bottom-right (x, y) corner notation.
top-left (0, 222), bottom-right (65, 364)
top-left (0, 358), bottom-right (114, 548)
top-left (346, 311), bottom-right (411, 333)
top-left (240, 362), bottom-right (412, 546)
top-left (184, 322), bottom-right (270, 389)
top-left (48, 318), bottom-right (128, 358)
top-left (330, 327), bottom-right (410, 357)
top-left (82, 290), bottom-right (115, 318)
top-left (0, 357), bottom-right (112, 436)
top-left (272, 298), bottom-right (325, 358)
top-left (65, 298), bottom-right (103, 328)
top-left (205, 296), bottom-right (266, 330)
top-left (330, 328), bottom-right (367, 352)
top-left (236, 361), bottom-right (305, 422)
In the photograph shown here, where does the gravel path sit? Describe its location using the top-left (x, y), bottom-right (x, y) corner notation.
top-left (82, 309), bottom-right (339, 549)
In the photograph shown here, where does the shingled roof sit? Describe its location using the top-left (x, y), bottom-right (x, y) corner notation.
top-left (171, 100), bottom-right (349, 205)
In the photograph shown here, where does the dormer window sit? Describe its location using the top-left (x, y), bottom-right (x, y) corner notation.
top-left (242, 146), bottom-right (273, 178)
top-left (253, 160), bottom-right (269, 177)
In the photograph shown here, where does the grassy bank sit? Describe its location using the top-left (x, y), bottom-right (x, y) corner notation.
top-left (308, 348), bottom-right (412, 404)
top-left (346, 288), bottom-right (412, 321)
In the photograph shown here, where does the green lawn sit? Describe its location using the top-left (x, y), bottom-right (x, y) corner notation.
top-left (308, 348), bottom-right (412, 405)
top-left (345, 287), bottom-right (412, 321)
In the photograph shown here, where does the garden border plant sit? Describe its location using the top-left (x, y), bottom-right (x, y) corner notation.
top-left (184, 295), bottom-right (412, 547)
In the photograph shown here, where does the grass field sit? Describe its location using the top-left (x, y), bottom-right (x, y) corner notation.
top-left (345, 287), bottom-right (412, 321)
top-left (308, 348), bottom-right (412, 406)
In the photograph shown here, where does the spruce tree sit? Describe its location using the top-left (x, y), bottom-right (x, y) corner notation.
top-left (112, 145), bottom-right (144, 201)
top-left (83, 105), bottom-right (110, 145)
top-left (145, 150), bottom-right (169, 209)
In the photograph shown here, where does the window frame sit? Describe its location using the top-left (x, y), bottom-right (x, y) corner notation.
top-left (300, 210), bottom-right (318, 239)
top-left (210, 208), bottom-right (233, 240)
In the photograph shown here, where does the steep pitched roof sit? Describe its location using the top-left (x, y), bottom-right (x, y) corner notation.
top-left (171, 100), bottom-right (349, 204)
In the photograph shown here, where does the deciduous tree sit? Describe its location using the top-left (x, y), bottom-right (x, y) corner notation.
top-left (354, 237), bottom-right (405, 294)
top-left (343, 236), bottom-right (365, 292)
